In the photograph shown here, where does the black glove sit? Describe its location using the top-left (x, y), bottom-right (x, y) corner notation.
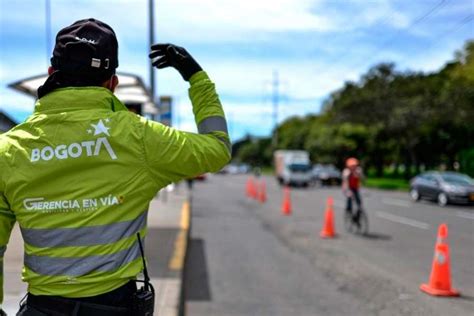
top-left (0, 308), bottom-right (6, 316)
top-left (149, 44), bottom-right (202, 81)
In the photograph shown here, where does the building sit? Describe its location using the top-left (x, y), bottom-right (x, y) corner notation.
top-left (8, 73), bottom-right (158, 118)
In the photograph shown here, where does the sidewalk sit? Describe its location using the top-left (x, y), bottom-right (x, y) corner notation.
top-left (3, 184), bottom-right (190, 316)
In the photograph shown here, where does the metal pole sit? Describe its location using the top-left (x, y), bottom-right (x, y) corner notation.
top-left (272, 70), bottom-right (279, 147)
top-left (149, 0), bottom-right (167, 201)
top-left (148, 0), bottom-right (156, 99)
top-left (45, 0), bottom-right (52, 67)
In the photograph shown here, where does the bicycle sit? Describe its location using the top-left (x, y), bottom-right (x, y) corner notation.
top-left (344, 207), bottom-right (369, 235)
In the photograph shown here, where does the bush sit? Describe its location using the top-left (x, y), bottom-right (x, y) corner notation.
top-left (459, 148), bottom-right (474, 177)
top-left (365, 178), bottom-right (409, 191)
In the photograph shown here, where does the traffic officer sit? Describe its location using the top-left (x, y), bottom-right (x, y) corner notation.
top-left (0, 18), bottom-right (230, 315)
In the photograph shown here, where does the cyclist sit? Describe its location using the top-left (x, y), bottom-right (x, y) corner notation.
top-left (342, 157), bottom-right (364, 225)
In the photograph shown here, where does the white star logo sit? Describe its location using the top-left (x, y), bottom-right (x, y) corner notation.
top-left (90, 119), bottom-right (110, 136)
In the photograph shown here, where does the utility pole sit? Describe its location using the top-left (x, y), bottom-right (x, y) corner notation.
top-left (149, 0), bottom-right (168, 201)
top-left (272, 70), bottom-right (280, 147)
top-left (148, 0), bottom-right (156, 99)
top-left (45, 0), bottom-right (52, 66)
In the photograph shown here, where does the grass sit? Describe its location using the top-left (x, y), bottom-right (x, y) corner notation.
top-left (261, 166), bottom-right (274, 175)
top-left (365, 177), bottom-right (410, 191)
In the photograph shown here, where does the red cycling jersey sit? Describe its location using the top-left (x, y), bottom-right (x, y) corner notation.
top-left (348, 172), bottom-right (360, 189)
top-left (343, 167), bottom-right (363, 190)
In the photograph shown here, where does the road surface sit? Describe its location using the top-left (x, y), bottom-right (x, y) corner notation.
top-left (185, 174), bottom-right (474, 316)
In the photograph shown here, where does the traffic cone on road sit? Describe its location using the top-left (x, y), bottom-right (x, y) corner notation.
top-left (246, 177), bottom-right (253, 198)
top-left (420, 223), bottom-right (460, 296)
top-left (281, 186), bottom-right (292, 215)
top-left (320, 196), bottom-right (336, 238)
top-left (247, 177), bottom-right (257, 199)
top-left (253, 179), bottom-right (259, 200)
top-left (259, 180), bottom-right (267, 203)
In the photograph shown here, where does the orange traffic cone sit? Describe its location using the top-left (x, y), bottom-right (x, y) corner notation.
top-left (245, 177), bottom-right (252, 197)
top-left (259, 180), bottom-right (267, 203)
top-left (281, 186), bottom-right (292, 215)
top-left (253, 179), bottom-right (259, 200)
top-left (320, 196), bottom-right (336, 238)
top-left (246, 177), bottom-right (253, 198)
top-left (420, 223), bottom-right (460, 296)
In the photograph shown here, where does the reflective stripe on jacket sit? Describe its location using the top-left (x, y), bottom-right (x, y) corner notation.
top-left (0, 71), bottom-right (230, 302)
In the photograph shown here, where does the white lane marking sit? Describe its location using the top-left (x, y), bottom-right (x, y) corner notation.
top-left (456, 211), bottom-right (474, 220)
top-left (382, 198), bottom-right (411, 208)
top-left (375, 211), bottom-right (430, 230)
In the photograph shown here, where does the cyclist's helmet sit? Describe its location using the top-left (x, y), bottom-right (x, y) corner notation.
top-left (346, 157), bottom-right (359, 168)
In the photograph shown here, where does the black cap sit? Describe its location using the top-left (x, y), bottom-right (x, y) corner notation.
top-left (51, 18), bottom-right (118, 76)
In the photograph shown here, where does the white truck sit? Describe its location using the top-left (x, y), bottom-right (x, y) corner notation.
top-left (274, 150), bottom-right (312, 187)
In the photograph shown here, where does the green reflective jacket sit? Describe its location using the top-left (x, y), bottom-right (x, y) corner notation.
top-left (0, 71), bottom-right (230, 302)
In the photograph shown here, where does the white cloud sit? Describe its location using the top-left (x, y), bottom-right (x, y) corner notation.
top-left (0, 89), bottom-right (36, 113)
top-left (203, 57), bottom-right (362, 101)
top-left (354, 0), bottom-right (410, 29)
top-left (0, 0), bottom-right (412, 44)
top-left (159, 0), bottom-right (334, 33)
top-left (402, 43), bottom-right (459, 73)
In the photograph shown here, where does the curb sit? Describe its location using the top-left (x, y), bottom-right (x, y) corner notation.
top-left (155, 198), bottom-right (191, 316)
top-left (178, 198), bottom-right (191, 316)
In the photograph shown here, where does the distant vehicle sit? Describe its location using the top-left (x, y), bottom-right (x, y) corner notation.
top-left (410, 171), bottom-right (474, 206)
top-left (274, 150), bottom-right (312, 187)
top-left (218, 164), bottom-right (235, 174)
top-left (226, 164), bottom-right (239, 174)
top-left (194, 173), bottom-right (207, 181)
top-left (312, 164), bottom-right (342, 185)
top-left (238, 163), bottom-right (251, 174)
top-left (219, 163), bottom-right (251, 174)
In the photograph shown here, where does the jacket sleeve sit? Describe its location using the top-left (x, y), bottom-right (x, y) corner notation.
top-left (0, 180), bottom-right (15, 304)
top-left (142, 71), bottom-right (231, 189)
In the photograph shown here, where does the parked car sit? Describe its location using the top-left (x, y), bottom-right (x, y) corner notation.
top-left (410, 171), bottom-right (474, 206)
top-left (312, 164), bottom-right (342, 186)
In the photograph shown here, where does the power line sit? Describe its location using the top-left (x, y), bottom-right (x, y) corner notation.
top-left (423, 14), bottom-right (473, 50)
top-left (319, 0), bottom-right (449, 74)
top-left (356, 0), bottom-right (450, 66)
top-left (359, 12), bottom-right (473, 70)
top-left (370, 0), bottom-right (449, 54)
top-left (272, 70), bottom-right (279, 130)
top-left (410, 0), bottom-right (447, 26)
top-left (272, 70), bottom-right (280, 146)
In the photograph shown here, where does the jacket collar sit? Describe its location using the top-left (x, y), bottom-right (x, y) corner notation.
top-left (33, 87), bottom-right (128, 114)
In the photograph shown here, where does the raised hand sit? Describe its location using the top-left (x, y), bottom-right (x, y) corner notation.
top-left (149, 44), bottom-right (202, 81)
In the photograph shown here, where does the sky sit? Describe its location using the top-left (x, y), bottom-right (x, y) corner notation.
top-left (0, 0), bottom-right (473, 141)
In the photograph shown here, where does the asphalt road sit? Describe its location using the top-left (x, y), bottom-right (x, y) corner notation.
top-left (184, 174), bottom-right (474, 316)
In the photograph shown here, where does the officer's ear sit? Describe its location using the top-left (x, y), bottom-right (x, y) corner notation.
top-left (103, 75), bottom-right (119, 92)
top-left (48, 66), bottom-right (55, 75)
